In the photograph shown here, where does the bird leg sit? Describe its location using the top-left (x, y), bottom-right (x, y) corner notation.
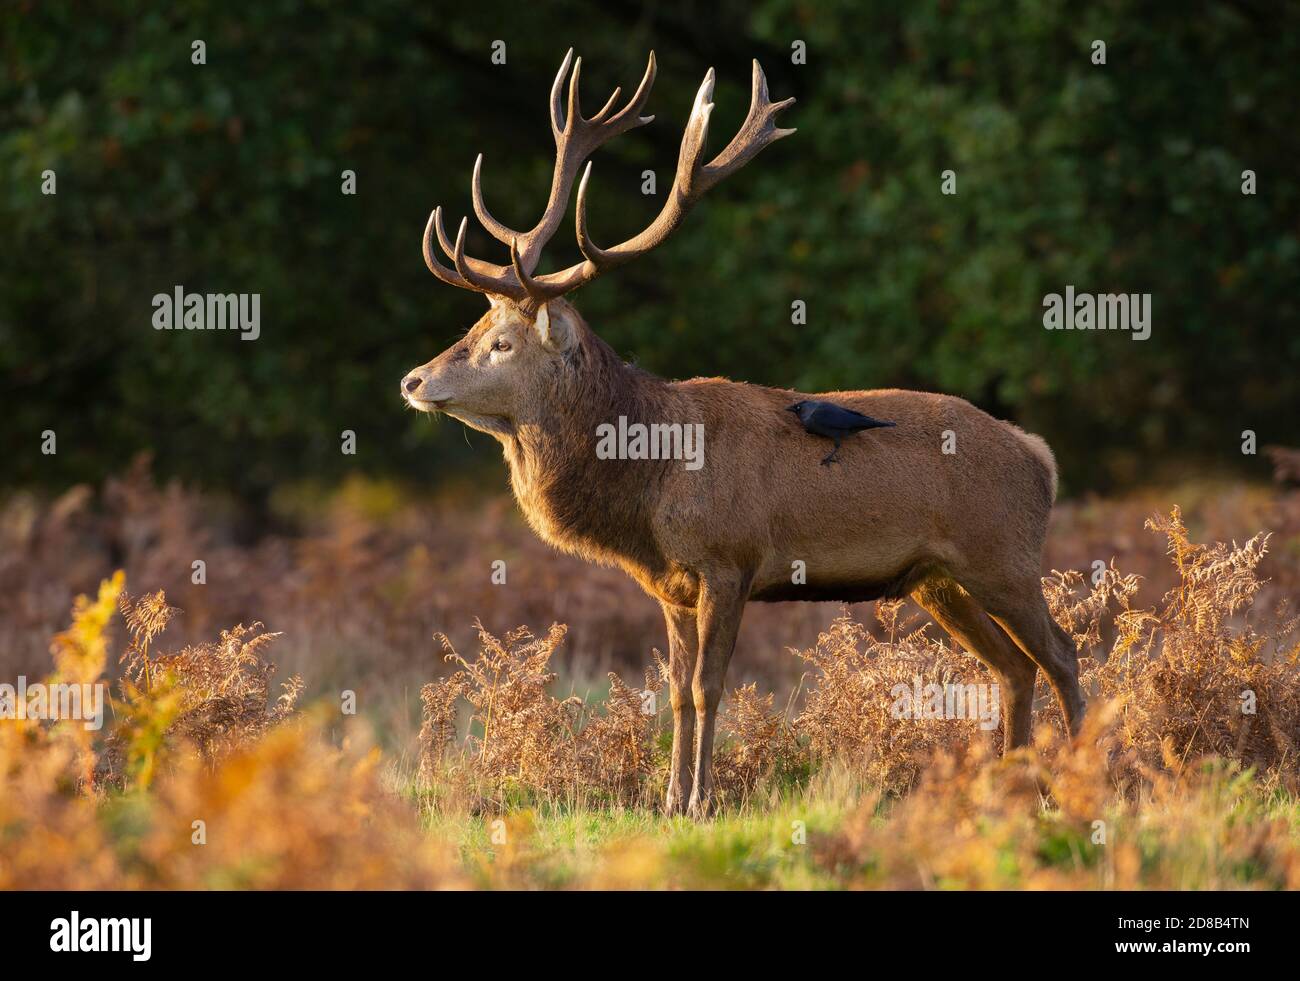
top-left (820, 439), bottom-right (842, 466)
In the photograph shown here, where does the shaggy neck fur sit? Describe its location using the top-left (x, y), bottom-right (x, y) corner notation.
top-left (502, 316), bottom-right (678, 575)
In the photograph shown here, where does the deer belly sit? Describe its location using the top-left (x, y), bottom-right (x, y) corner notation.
top-left (749, 544), bottom-right (932, 603)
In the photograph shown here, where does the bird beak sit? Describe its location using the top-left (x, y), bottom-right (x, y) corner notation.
top-left (786, 404), bottom-right (799, 412)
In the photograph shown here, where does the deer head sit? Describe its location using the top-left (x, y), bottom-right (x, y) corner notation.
top-left (401, 49), bottom-right (795, 434)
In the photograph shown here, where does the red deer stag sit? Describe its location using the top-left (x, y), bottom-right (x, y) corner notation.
top-left (402, 50), bottom-right (1085, 816)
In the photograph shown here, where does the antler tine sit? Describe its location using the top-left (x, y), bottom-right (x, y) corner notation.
top-left (573, 162), bottom-right (603, 266)
top-left (698, 60), bottom-right (796, 192)
top-left (590, 86), bottom-right (622, 124)
top-left (432, 205), bottom-right (458, 261)
top-left (423, 209), bottom-right (477, 291)
top-left (565, 56), bottom-right (585, 130)
top-left (678, 68), bottom-right (717, 197)
top-left (510, 236), bottom-right (559, 303)
top-left (448, 217), bottom-right (490, 295)
top-left (549, 47), bottom-right (576, 139)
top-left (607, 51), bottom-right (657, 128)
top-left (432, 205), bottom-right (520, 288)
top-left (471, 154), bottom-right (523, 247)
top-left (451, 216), bottom-right (526, 298)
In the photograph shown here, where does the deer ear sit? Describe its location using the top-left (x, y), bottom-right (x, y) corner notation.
top-left (533, 302), bottom-right (576, 350)
top-left (533, 302), bottom-right (578, 351)
top-left (533, 302), bottom-right (551, 344)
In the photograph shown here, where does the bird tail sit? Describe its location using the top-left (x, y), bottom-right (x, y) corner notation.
top-left (1011, 427), bottom-right (1058, 504)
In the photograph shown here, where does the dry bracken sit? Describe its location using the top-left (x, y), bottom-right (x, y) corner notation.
top-left (5, 472), bottom-right (1300, 889)
top-left (418, 621), bottom-right (663, 807)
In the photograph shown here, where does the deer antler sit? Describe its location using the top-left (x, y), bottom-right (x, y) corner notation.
top-left (423, 50), bottom-right (795, 306)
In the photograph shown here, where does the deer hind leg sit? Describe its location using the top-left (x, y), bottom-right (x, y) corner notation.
top-left (911, 578), bottom-right (1038, 750)
top-left (978, 580), bottom-right (1086, 739)
top-left (687, 571), bottom-right (752, 819)
top-left (660, 602), bottom-right (699, 816)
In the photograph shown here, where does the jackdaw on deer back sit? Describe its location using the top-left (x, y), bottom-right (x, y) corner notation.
top-left (787, 399), bottom-right (896, 465)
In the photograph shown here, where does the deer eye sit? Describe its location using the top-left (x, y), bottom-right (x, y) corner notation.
top-left (492, 338), bottom-right (512, 353)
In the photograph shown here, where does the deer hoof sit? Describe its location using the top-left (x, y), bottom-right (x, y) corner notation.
top-left (686, 791), bottom-right (715, 820)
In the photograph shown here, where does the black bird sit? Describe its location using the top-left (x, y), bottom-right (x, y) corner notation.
top-left (787, 400), bottom-right (897, 465)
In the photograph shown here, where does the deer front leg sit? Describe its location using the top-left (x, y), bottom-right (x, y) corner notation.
top-left (661, 602), bottom-right (699, 816)
top-left (687, 571), bottom-right (752, 818)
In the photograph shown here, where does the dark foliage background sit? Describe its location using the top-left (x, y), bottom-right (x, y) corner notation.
top-left (3, 0), bottom-right (1297, 501)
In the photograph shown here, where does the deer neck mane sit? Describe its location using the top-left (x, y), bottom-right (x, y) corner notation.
top-left (502, 329), bottom-right (674, 571)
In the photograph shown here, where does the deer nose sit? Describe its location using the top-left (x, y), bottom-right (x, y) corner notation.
top-left (402, 375), bottom-right (422, 394)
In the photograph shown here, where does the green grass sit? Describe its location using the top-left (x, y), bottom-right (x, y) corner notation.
top-left (392, 761), bottom-right (1300, 890)
top-left (399, 766), bottom-right (892, 889)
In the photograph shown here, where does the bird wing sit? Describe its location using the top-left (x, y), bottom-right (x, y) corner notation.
top-left (809, 402), bottom-right (896, 430)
